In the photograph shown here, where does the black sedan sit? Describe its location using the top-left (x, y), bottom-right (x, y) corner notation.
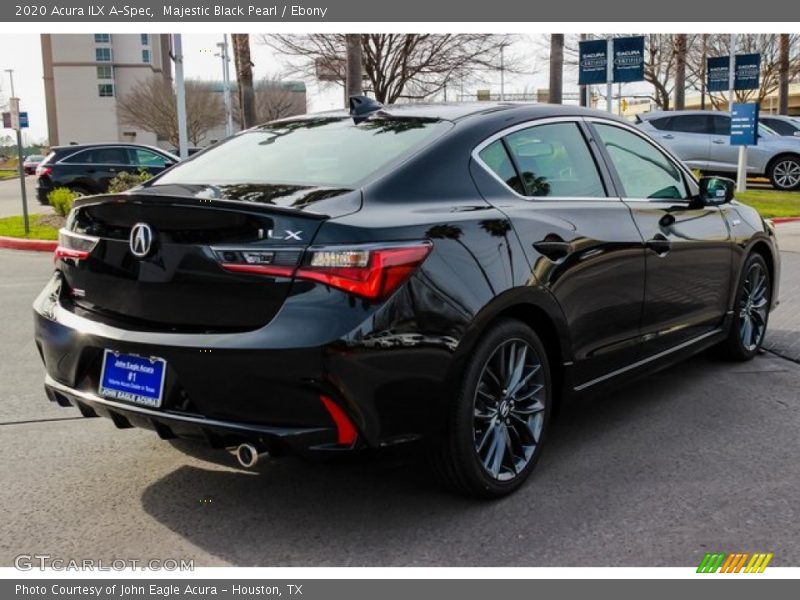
top-left (33, 100), bottom-right (781, 498)
top-left (35, 143), bottom-right (178, 204)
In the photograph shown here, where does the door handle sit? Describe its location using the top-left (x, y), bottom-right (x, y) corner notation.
top-left (661, 134), bottom-right (675, 140)
top-left (108, 167), bottom-right (117, 172)
top-left (645, 233), bottom-right (672, 256)
top-left (712, 139), bottom-right (726, 144)
top-left (533, 236), bottom-right (571, 261)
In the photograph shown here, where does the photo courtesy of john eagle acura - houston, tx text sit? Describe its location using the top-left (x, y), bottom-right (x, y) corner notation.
top-left (33, 98), bottom-right (780, 498)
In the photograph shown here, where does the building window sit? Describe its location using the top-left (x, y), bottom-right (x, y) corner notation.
top-left (142, 49), bottom-right (151, 63)
top-left (141, 34), bottom-right (150, 45)
top-left (94, 33), bottom-right (111, 43)
top-left (96, 65), bottom-right (113, 80)
top-left (98, 84), bottom-right (114, 97)
top-left (96, 47), bottom-right (112, 62)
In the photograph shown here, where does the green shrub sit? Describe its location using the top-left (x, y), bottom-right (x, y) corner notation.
top-left (48, 187), bottom-right (78, 217)
top-left (107, 169), bottom-right (154, 193)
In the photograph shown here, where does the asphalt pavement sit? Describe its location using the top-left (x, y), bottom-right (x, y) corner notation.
top-left (0, 175), bottom-right (48, 218)
top-left (0, 228), bottom-right (798, 567)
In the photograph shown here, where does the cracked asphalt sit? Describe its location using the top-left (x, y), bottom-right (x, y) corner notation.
top-left (0, 226), bottom-right (798, 567)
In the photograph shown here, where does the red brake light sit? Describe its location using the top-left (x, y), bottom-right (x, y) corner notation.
top-left (296, 243), bottom-right (432, 300)
top-left (320, 395), bottom-right (358, 446)
top-left (54, 228), bottom-right (98, 263)
top-left (36, 165), bottom-right (52, 177)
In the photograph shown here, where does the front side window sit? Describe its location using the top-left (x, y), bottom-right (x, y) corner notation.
top-left (502, 122), bottom-right (606, 198)
top-left (154, 117), bottom-right (452, 188)
top-left (711, 115), bottom-right (730, 136)
top-left (133, 149), bottom-right (167, 168)
top-left (762, 119), bottom-right (795, 136)
top-left (98, 84), bottom-right (114, 97)
top-left (594, 123), bottom-right (688, 200)
top-left (96, 47), bottom-right (112, 62)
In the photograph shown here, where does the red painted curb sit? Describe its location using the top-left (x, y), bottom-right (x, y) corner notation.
top-left (0, 236), bottom-right (57, 252)
top-left (770, 217), bottom-right (800, 224)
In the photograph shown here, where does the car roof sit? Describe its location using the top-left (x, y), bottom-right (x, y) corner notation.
top-left (762, 114), bottom-right (800, 122)
top-left (270, 101), bottom-right (628, 125)
top-left (639, 109), bottom-right (731, 121)
top-left (51, 143), bottom-right (177, 156)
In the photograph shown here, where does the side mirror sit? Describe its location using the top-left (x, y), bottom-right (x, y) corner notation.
top-left (699, 176), bottom-right (735, 205)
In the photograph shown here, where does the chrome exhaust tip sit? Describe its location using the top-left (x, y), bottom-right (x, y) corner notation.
top-left (235, 443), bottom-right (268, 468)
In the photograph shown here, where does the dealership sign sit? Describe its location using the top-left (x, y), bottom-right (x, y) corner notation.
top-left (731, 103), bottom-right (759, 146)
top-left (579, 36), bottom-right (645, 85)
top-left (707, 54), bottom-right (761, 92)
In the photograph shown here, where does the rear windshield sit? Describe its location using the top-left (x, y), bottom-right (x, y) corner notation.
top-left (154, 116), bottom-right (452, 188)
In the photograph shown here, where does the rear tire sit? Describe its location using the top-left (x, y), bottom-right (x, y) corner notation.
top-left (768, 155), bottom-right (800, 191)
top-left (720, 253), bottom-right (771, 361)
top-left (69, 186), bottom-right (91, 198)
top-left (433, 319), bottom-right (552, 498)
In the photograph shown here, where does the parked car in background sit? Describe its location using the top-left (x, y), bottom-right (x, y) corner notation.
top-left (35, 143), bottom-right (179, 204)
top-left (760, 115), bottom-right (800, 138)
top-left (35, 101), bottom-right (780, 498)
top-left (23, 154), bottom-right (46, 175)
top-left (637, 110), bottom-right (800, 190)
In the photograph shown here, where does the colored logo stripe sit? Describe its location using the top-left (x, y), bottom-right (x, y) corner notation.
top-left (697, 553), bottom-right (726, 573)
top-left (697, 552), bottom-right (773, 573)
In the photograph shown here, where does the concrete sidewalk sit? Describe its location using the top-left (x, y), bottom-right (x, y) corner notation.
top-left (766, 222), bottom-right (800, 362)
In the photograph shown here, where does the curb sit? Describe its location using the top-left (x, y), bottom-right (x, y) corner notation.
top-left (0, 236), bottom-right (57, 252)
top-left (771, 217), bottom-right (800, 224)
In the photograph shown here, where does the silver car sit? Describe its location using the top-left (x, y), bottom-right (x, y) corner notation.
top-left (760, 115), bottom-right (800, 138)
top-left (637, 110), bottom-right (800, 190)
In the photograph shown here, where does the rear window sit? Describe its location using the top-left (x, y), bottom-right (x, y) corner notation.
top-left (154, 116), bottom-right (452, 188)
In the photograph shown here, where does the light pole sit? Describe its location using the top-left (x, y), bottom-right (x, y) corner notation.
top-left (171, 35), bottom-right (189, 160)
top-left (216, 35), bottom-right (234, 137)
top-left (5, 68), bottom-right (29, 234)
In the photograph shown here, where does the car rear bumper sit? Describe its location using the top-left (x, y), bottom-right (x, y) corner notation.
top-left (43, 374), bottom-right (337, 455)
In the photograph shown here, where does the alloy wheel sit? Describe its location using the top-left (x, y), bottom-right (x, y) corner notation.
top-left (773, 159), bottom-right (800, 189)
top-left (472, 339), bottom-right (545, 481)
top-left (739, 262), bottom-right (769, 352)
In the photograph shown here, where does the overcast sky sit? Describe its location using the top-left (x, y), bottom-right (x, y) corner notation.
top-left (0, 33), bottom-right (571, 144)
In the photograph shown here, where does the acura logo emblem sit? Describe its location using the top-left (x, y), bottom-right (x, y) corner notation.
top-left (129, 222), bottom-right (154, 258)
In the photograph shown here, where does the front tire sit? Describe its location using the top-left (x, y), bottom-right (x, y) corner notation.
top-left (434, 319), bottom-right (552, 498)
top-left (721, 253), bottom-right (771, 361)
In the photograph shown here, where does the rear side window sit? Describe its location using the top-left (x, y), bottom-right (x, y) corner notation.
top-left (63, 148), bottom-right (131, 165)
top-left (478, 141), bottom-right (525, 195)
top-left (671, 115), bottom-right (711, 134)
top-left (503, 122), bottom-right (606, 198)
top-left (594, 123), bottom-right (688, 200)
top-left (649, 117), bottom-right (673, 131)
top-left (154, 117), bottom-right (452, 188)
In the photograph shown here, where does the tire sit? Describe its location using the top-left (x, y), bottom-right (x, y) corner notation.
top-left (720, 253), bottom-right (772, 361)
top-left (433, 319), bottom-right (552, 498)
top-left (767, 155), bottom-right (800, 191)
top-left (68, 186), bottom-right (91, 198)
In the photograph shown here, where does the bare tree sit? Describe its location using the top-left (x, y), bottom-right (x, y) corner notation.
top-left (779, 33), bottom-right (790, 115)
top-left (118, 77), bottom-right (224, 146)
top-left (548, 34), bottom-right (564, 104)
top-left (345, 34), bottom-right (363, 102)
top-left (232, 34), bottom-right (257, 128)
top-left (232, 77), bottom-right (303, 124)
top-left (262, 34), bottom-right (517, 104)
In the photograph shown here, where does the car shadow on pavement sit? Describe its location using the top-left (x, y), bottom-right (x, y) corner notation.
top-left (139, 351), bottom-right (796, 566)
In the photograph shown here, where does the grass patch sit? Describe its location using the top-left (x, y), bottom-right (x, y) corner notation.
top-left (737, 189), bottom-right (800, 219)
top-left (0, 169), bottom-right (18, 180)
top-left (0, 214), bottom-right (60, 240)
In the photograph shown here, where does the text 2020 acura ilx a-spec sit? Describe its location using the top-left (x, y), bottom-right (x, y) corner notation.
top-left (34, 99), bottom-right (781, 498)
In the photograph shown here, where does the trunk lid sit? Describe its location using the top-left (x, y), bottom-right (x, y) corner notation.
top-left (59, 188), bottom-right (359, 332)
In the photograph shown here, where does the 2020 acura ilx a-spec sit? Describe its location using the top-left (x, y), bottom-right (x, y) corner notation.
top-left (34, 99), bottom-right (780, 498)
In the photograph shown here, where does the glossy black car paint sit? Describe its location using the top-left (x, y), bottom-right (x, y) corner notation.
top-left (33, 103), bottom-right (781, 459)
top-left (35, 143), bottom-right (178, 204)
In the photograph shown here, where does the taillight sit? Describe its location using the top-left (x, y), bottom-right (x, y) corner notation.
top-left (54, 228), bottom-right (98, 262)
top-left (296, 243), bottom-right (432, 300)
top-left (36, 165), bottom-right (52, 177)
top-left (216, 241), bottom-right (432, 301)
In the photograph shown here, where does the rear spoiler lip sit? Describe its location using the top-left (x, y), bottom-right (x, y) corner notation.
top-left (72, 191), bottom-right (334, 220)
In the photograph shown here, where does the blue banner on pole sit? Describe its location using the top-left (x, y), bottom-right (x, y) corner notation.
top-left (707, 56), bottom-right (730, 92)
top-left (735, 53), bottom-right (761, 91)
top-left (19, 112), bottom-right (29, 128)
top-left (578, 39), bottom-right (608, 85)
top-left (613, 36), bottom-right (645, 83)
top-left (731, 103), bottom-right (759, 146)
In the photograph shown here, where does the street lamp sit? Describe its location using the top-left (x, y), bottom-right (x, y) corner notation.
top-left (215, 35), bottom-right (234, 137)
